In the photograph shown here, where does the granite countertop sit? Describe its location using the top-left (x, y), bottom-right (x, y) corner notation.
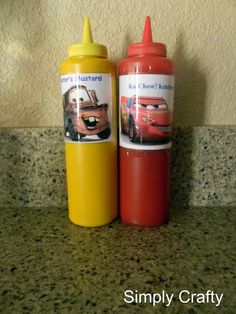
top-left (0, 207), bottom-right (235, 313)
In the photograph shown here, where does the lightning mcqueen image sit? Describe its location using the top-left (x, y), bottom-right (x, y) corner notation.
top-left (121, 96), bottom-right (172, 143)
top-left (63, 85), bottom-right (111, 141)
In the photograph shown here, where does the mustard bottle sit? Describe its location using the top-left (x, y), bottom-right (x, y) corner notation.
top-left (60, 17), bottom-right (117, 226)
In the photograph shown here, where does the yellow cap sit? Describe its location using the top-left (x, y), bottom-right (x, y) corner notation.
top-left (68, 17), bottom-right (108, 58)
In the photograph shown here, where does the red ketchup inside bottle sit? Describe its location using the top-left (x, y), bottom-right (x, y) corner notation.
top-left (118, 16), bottom-right (174, 227)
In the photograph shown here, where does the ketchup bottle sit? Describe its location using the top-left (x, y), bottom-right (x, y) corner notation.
top-left (118, 16), bottom-right (174, 227)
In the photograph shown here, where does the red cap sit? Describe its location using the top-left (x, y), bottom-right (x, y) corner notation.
top-left (128, 16), bottom-right (166, 57)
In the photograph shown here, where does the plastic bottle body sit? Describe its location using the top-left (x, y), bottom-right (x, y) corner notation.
top-left (120, 148), bottom-right (171, 227)
top-left (60, 56), bottom-right (117, 226)
top-left (119, 55), bottom-right (174, 227)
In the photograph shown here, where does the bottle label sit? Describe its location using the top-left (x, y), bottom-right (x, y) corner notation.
top-left (61, 73), bottom-right (112, 143)
top-left (119, 74), bottom-right (174, 150)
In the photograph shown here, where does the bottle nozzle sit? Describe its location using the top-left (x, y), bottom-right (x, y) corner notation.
top-left (82, 16), bottom-right (93, 43)
top-left (142, 16), bottom-right (153, 43)
top-left (127, 16), bottom-right (166, 57)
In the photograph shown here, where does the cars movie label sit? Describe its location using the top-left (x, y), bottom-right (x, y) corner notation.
top-left (61, 73), bottom-right (112, 143)
top-left (119, 74), bottom-right (174, 150)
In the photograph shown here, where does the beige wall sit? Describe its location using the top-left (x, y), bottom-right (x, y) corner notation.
top-left (0, 0), bottom-right (235, 127)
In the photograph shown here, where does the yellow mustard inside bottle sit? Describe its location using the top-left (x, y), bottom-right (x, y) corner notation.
top-left (60, 17), bottom-right (117, 226)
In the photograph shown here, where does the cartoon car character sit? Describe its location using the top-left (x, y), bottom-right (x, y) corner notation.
top-left (121, 96), bottom-right (171, 143)
top-left (63, 85), bottom-right (111, 141)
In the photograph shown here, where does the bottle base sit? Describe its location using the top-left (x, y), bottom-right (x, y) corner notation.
top-left (121, 217), bottom-right (169, 228)
top-left (68, 215), bottom-right (117, 227)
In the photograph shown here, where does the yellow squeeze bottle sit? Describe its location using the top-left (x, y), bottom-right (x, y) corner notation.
top-left (60, 17), bottom-right (117, 226)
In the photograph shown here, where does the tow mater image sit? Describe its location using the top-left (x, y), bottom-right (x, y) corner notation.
top-left (121, 96), bottom-right (171, 143)
top-left (63, 85), bottom-right (111, 141)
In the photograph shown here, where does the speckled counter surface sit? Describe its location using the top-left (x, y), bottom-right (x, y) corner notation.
top-left (0, 207), bottom-right (235, 313)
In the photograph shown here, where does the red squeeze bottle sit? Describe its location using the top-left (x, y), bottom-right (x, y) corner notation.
top-left (118, 16), bottom-right (174, 227)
